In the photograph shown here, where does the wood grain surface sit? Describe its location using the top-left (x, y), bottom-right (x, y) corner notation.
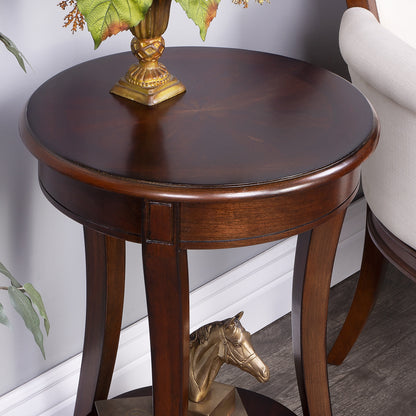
top-left (21, 47), bottom-right (377, 202)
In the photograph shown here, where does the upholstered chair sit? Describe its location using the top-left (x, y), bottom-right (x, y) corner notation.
top-left (327, 0), bottom-right (416, 365)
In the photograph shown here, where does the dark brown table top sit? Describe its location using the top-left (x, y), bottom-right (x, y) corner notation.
top-left (22, 47), bottom-right (377, 201)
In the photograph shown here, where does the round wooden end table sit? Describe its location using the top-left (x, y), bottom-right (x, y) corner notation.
top-left (20, 47), bottom-right (378, 416)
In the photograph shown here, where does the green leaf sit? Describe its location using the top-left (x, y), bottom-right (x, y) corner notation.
top-left (175, 0), bottom-right (221, 41)
top-left (23, 283), bottom-right (50, 335)
top-left (8, 286), bottom-right (45, 359)
top-left (0, 262), bottom-right (22, 289)
top-left (0, 32), bottom-right (28, 72)
top-left (77, 0), bottom-right (154, 49)
top-left (0, 302), bottom-right (10, 327)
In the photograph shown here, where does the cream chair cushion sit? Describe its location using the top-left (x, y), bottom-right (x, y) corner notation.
top-left (339, 7), bottom-right (416, 250)
top-left (376, 0), bottom-right (416, 48)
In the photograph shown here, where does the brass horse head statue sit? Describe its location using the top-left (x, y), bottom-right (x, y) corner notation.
top-left (189, 311), bottom-right (270, 403)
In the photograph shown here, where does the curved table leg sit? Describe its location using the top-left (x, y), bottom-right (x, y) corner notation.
top-left (292, 210), bottom-right (346, 416)
top-left (142, 201), bottom-right (189, 416)
top-left (327, 221), bottom-right (386, 365)
top-left (74, 227), bottom-right (126, 416)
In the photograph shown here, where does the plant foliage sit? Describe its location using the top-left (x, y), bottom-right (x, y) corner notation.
top-left (77, 0), bottom-right (153, 48)
top-left (0, 263), bottom-right (49, 359)
top-left (175, 0), bottom-right (221, 41)
top-left (60, 0), bottom-right (266, 48)
top-left (0, 32), bottom-right (28, 72)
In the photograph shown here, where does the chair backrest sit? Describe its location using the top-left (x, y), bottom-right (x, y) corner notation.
top-left (347, 0), bottom-right (416, 48)
top-left (340, 5), bottom-right (416, 250)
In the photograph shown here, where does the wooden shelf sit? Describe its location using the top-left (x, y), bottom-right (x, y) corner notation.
top-left (95, 387), bottom-right (297, 416)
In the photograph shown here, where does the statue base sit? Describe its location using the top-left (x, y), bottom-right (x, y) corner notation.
top-left (95, 383), bottom-right (248, 416)
top-left (189, 382), bottom-right (243, 416)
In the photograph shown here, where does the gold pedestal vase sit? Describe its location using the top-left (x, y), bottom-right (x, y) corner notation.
top-left (110, 0), bottom-right (186, 106)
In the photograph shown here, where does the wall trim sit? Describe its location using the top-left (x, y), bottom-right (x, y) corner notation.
top-left (0, 198), bottom-right (366, 416)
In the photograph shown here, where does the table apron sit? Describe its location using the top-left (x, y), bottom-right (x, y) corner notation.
top-left (39, 163), bottom-right (361, 249)
top-left (179, 171), bottom-right (360, 248)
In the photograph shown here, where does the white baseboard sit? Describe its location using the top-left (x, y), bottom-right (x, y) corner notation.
top-left (0, 199), bottom-right (366, 416)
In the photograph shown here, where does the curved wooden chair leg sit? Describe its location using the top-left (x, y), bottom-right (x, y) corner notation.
top-left (327, 223), bottom-right (386, 365)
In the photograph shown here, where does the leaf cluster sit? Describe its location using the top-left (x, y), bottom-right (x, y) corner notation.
top-left (61, 0), bottom-right (245, 48)
top-left (0, 263), bottom-right (50, 359)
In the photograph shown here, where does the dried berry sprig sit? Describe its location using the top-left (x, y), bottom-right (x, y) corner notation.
top-left (233, 0), bottom-right (269, 8)
top-left (58, 0), bottom-right (86, 33)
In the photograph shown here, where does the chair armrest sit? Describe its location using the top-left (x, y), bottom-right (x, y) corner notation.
top-left (340, 7), bottom-right (416, 114)
top-left (346, 0), bottom-right (379, 20)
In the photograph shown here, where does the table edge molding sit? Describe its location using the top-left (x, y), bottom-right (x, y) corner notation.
top-left (19, 107), bottom-right (379, 203)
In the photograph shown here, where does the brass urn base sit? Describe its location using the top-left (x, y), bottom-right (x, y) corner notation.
top-left (111, 71), bottom-right (186, 106)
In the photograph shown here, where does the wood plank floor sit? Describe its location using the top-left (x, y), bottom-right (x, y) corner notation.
top-left (216, 263), bottom-right (416, 415)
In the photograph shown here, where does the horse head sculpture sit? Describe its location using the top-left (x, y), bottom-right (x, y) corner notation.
top-left (189, 311), bottom-right (270, 403)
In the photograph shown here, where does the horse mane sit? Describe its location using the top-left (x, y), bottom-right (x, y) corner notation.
top-left (190, 321), bottom-right (222, 347)
top-left (189, 314), bottom-right (243, 348)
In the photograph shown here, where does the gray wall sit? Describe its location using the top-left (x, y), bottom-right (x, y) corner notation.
top-left (0, 0), bottom-right (347, 396)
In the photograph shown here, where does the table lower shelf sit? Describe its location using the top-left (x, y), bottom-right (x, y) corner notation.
top-left (96, 386), bottom-right (296, 416)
